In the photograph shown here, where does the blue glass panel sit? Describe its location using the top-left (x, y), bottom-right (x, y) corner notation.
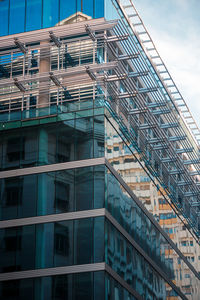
top-left (9, 0), bottom-right (25, 34)
top-left (26, 0), bottom-right (42, 31)
top-left (43, 0), bottom-right (59, 28)
top-left (60, 0), bottom-right (77, 22)
top-left (95, 0), bottom-right (104, 18)
top-left (0, 0), bottom-right (9, 36)
top-left (77, 0), bottom-right (94, 18)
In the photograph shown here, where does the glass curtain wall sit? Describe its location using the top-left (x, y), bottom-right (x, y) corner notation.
top-left (0, 0), bottom-right (106, 36)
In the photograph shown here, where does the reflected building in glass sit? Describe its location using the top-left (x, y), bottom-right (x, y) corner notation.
top-left (0, 0), bottom-right (200, 299)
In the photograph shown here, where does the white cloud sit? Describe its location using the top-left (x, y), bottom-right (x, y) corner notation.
top-left (133, 0), bottom-right (200, 126)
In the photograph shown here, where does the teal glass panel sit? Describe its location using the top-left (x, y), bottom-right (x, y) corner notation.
top-left (26, 0), bottom-right (42, 31)
top-left (57, 120), bottom-right (75, 162)
top-left (52, 274), bottom-right (72, 299)
top-left (0, 0), bottom-right (9, 36)
top-left (94, 115), bottom-right (104, 158)
top-left (9, 0), bottom-right (25, 34)
top-left (19, 175), bottom-right (37, 218)
top-left (94, 216), bottom-right (104, 262)
top-left (0, 226), bottom-right (35, 272)
top-left (105, 219), bottom-right (167, 299)
top-left (37, 172), bottom-right (55, 216)
top-left (0, 278), bottom-right (34, 300)
top-left (60, 0), bottom-right (77, 22)
top-left (0, 165), bottom-right (105, 221)
top-left (94, 165), bottom-right (105, 209)
top-left (0, 114), bottom-right (104, 170)
top-left (75, 167), bottom-right (93, 211)
top-left (75, 117), bottom-right (94, 160)
top-left (74, 218), bottom-right (93, 264)
top-left (0, 217), bottom-right (104, 272)
top-left (54, 221), bottom-right (73, 267)
top-left (94, 271), bottom-right (105, 300)
top-left (55, 170), bottom-right (74, 214)
top-left (43, 0), bottom-right (59, 28)
top-left (74, 272), bottom-right (93, 300)
top-left (35, 223), bottom-right (54, 269)
top-left (0, 177), bottom-right (20, 220)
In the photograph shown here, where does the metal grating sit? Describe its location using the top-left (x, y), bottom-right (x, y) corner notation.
top-left (117, 0), bottom-right (200, 146)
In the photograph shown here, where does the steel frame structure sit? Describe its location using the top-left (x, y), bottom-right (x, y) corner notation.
top-left (0, 16), bottom-right (200, 240)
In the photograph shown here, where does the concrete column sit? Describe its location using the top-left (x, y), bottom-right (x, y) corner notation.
top-left (38, 41), bottom-right (50, 107)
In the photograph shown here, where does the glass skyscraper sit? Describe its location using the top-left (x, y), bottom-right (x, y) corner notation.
top-left (0, 0), bottom-right (200, 299)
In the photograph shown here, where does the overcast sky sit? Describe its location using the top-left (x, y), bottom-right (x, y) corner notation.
top-left (133, 0), bottom-right (200, 127)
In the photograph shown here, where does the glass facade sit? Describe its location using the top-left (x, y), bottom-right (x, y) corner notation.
top-left (0, 0), bottom-right (200, 299)
top-left (0, 217), bottom-right (104, 272)
top-left (0, 114), bottom-right (104, 170)
top-left (0, 0), bottom-right (105, 36)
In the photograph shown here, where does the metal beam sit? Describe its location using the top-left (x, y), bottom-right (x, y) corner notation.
top-left (183, 159), bottom-right (200, 165)
top-left (49, 72), bottom-right (61, 87)
top-left (85, 66), bottom-right (96, 81)
top-left (14, 37), bottom-right (27, 53)
top-left (176, 148), bottom-right (194, 154)
top-left (146, 102), bottom-right (166, 108)
top-left (13, 78), bottom-right (26, 93)
top-left (117, 53), bottom-right (139, 60)
top-left (160, 122), bottom-right (179, 129)
top-left (138, 87), bottom-right (157, 93)
top-left (168, 135), bottom-right (186, 142)
top-left (151, 109), bottom-right (171, 115)
top-left (129, 108), bottom-right (147, 114)
top-left (85, 24), bottom-right (96, 41)
top-left (128, 71), bottom-right (148, 78)
top-left (49, 31), bottom-right (62, 47)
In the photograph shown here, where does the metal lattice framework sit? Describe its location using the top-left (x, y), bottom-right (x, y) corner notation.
top-left (0, 15), bottom-right (200, 240)
top-left (117, 0), bottom-right (200, 146)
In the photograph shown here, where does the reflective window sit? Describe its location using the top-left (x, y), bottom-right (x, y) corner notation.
top-left (0, 217), bottom-right (104, 272)
top-left (43, 0), bottom-right (59, 28)
top-left (9, 0), bottom-right (25, 34)
top-left (77, 0), bottom-right (94, 18)
top-left (0, 165), bottom-right (105, 220)
top-left (60, 0), bottom-right (77, 22)
top-left (26, 0), bottom-right (42, 31)
top-left (95, 0), bottom-right (104, 18)
top-left (74, 218), bottom-right (93, 264)
top-left (0, 0), bottom-right (9, 36)
top-left (0, 114), bottom-right (104, 171)
top-left (0, 272), bottom-right (106, 300)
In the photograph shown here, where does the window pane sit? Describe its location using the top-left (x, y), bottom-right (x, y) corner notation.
top-left (77, 0), bottom-right (94, 18)
top-left (26, 0), bottom-right (42, 31)
top-left (9, 0), bottom-right (25, 34)
top-left (35, 223), bottom-right (54, 269)
top-left (54, 221), bottom-right (73, 267)
top-left (53, 274), bottom-right (72, 300)
top-left (55, 170), bottom-right (74, 213)
top-left (0, 226), bottom-right (35, 272)
top-left (37, 172), bottom-right (55, 215)
top-left (74, 218), bottom-right (93, 264)
top-left (0, 278), bottom-right (34, 300)
top-left (75, 117), bottom-right (94, 160)
top-left (94, 165), bottom-right (105, 209)
top-left (60, 0), bottom-right (77, 22)
top-left (75, 167), bottom-right (93, 211)
top-left (43, 0), bottom-right (59, 28)
top-left (95, 0), bottom-right (104, 18)
top-left (73, 272), bottom-right (93, 300)
top-left (0, 0), bottom-right (9, 36)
